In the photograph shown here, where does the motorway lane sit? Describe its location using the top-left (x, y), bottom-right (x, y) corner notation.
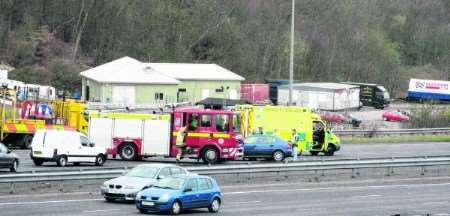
top-left (3, 142), bottom-right (450, 173)
top-left (1, 177), bottom-right (450, 215)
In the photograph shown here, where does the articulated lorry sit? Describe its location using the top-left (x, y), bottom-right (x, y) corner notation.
top-left (87, 107), bottom-right (244, 164)
top-left (237, 105), bottom-right (340, 156)
top-left (407, 78), bottom-right (450, 102)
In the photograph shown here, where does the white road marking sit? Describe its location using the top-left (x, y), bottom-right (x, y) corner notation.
top-left (226, 201), bottom-right (262, 205)
top-left (83, 209), bottom-right (121, 213)
top-left (0, 198), bottom-right (103, 206)
top-left (421, 201), bottom-right (449, 206)
top-left (224, 182), bottom-right (450, 195)
top-left (349, 194), bottom-right (382, 199)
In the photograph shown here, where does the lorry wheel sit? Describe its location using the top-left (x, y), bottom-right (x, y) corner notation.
top-left (119, 144), bottom-right (138, 161)
top-left (21, 134), bottom-right (33, 149)
top-left (202, 147), bottom-right (219, 164)
top-left (272, 150), bottom-right (285, 162)
top-left (325, 145), bottom-right (335, 156)
top-left (310, 151), bottom-right (319, 156)
top-left (33, 158), bottom-right (44, 166)
top-left (57, 155), bottom-right (68, 167)
top-left (95, 154), bottom-right (106, 166)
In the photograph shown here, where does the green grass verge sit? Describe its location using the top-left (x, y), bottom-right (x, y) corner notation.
top-left (341, 134), bottom-right (450, 144)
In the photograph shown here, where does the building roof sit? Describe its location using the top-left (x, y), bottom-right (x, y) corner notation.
top-left (143, 63), bottom-right (245, 81)
top-left (279, 82), bottom-right (358, 91)
top-left (80, 57), bottom-right (245, 84)
top-left (79, 56), bottom-right (180, 84)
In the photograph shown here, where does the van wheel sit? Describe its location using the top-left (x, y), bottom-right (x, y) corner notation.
top-left (325, 145), bottom-right (335, 156)
top-left (10, 160), bottom-right (18, 172)
top-left (272, 150), bottom-right (285, 162)
top-left (119, 144), bottom-right (138, 161)
top-left (202, 147), bottom-right (219, 164)
top-left (95, 154), bottom-right (106, 166)
top-left (310, 151), bottom-right (319, 156)
top-left (57, 155), bottom-right (67, 167)
top-left (33, 158), bottom-right (44, 166)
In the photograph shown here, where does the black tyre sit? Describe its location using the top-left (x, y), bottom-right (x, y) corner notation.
top-left (95, 154), bottom-right (106, 166)
top-left (119, 143), bottom-right (138, 161)
top-left (325, 145), bottom-right (335, 156)
top-left (202, 147), bottom-right (219, 164)
top-left (33, 158), bottom-right (44, 166)
top-left (272, 150), bottom-right (285, 162)
top-left (10, 160), bottom-right (18, 172)
top-left (22, 134), bottom-right (33, 149)
top-left (170, 200), bottom-right (182, 215)
top-left (138, 209), bottom-right (147, 214)
top-left (310, 151), bottom-right (319, 156)
top-left (208, 198), bottom-right (221, 213)
top-left (105, 197), bottom-right (115, 202)
top-left (57, 155), bottom-right (68, 167)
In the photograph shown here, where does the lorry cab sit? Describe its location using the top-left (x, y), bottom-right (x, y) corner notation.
top-left (171, 107), bottom-right (244, 164)
top-left (30, 130), bottom-right (107, 167)
top-left (341, 82), bottom-right (390, 109)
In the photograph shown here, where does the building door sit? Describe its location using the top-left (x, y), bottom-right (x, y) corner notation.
top-left (177, 88), bottom-right (187, 102)
top-left (229, 89), bottom-right (237, 99)
top-left (85, 86), bottom-right (90, 101)
top-left (112, 85), bottom-right (135, 105)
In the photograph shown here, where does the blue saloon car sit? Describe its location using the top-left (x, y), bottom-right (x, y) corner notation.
top-left (243, 135), bottom-right (292, 161)
top-left (136, 174), bottom-right (222, 215)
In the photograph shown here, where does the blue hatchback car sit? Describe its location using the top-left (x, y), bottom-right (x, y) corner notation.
top-left (135, 174), bottom-right (222, 215)
top-left (244, 135), bottom-right (292, 161)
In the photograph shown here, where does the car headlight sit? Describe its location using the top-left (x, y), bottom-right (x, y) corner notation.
top-left (159, 194), bottom-right (170, 203)
top-left (136, 192), bottom-right (143, 200)
top-left (102, 182), bottom-right (108, 188)
top-left (124, 185), bottom-right (135, 190)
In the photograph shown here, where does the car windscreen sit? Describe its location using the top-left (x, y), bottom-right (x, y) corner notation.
top-left (126, 166), bottom-right (159, 178)
top-left (153, 177), bottom-right (185, 190)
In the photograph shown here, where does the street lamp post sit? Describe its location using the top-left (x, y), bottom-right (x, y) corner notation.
top-left (289, 0), bottom-right (295, 106)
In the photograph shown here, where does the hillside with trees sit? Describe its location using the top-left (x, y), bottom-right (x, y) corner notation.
top-left (0, 0), bottom-right (449, 97)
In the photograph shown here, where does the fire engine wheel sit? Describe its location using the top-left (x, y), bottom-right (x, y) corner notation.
top-left (119, 144), bottom-right (138, 161)
top-left (202, 147), bottom-right (219, 164)
top-left (57, 155), bottom-right (68, 167)
top-left (272, 150), bottom-right (285, 162)
top-left (310, 151), bottom-right (319, 156)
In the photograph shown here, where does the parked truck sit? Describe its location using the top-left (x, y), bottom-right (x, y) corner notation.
top-left (341, 82), bottom-right (390, 109)
top-left (407, 78), bottom-right (450, 102)
top-left (87, 107), bottom-right (244, 164)
top-left (240, 84), bottom-right (270, 104)
top-left (237, 105), bottom-right (340, 156)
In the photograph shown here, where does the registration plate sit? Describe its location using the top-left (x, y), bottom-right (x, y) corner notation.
top-left (142, 201), bottom-right (155, 206)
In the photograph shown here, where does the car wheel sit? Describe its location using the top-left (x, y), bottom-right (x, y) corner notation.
top-left (202, 147), bottom-right (219, 164)
top-left (138, 209), bottom-right (147, 214)
top-left (57, 155), bottom-right (67, 167)
top-left (170, 201), bottom-right (182, 215)
top-left (272, 150), bottom-right (285, 162)
top-left (10, 160), bottom-right (18, 172)
top-left (119, 144), bottom-right (138, 161)
top-left (33, 158), bottom-right (44, 166)
top-left (208, 198), bottom-right (221, 213)
top-left (310, 151), bottom-right (319, 156)
top-left (95, 154), bottom-right (105, 166)
top-left (105, 197), bottom-right (114, 202)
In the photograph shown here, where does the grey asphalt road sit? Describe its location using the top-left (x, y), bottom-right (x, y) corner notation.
top-left (1, 177), bottom-right (450, 216)
top-left (3, 142), bottom-right (450, 173)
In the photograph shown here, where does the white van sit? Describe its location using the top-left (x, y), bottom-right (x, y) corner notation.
top-left (30, 130), bottom-right (107, 167)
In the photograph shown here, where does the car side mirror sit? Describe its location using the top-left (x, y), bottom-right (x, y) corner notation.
top-left (6, 149), bottom-right (11, 154)
top-left (89, 142), bottom-right (95, 147)
top-left (157, 175), bottom-right (165, 180)
top-left (183, 188), bottom-right (192, 193)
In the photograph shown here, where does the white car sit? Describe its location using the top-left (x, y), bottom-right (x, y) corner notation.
top-left (101, 164), bottom-right (188, 202)
top-left (30, 130), bottom-right (107, 167)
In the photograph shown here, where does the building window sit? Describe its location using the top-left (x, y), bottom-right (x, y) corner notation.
top-left (154, 92), bottom-right (164, 100)
top-left (215, 87), bottom-right (224, 93)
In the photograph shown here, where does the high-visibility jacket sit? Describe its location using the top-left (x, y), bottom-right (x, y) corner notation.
top-left (176, 130), bottom-right (186, 147)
